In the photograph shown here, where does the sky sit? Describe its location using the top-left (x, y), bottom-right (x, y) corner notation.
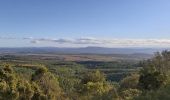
top-left (0, 0), bottom-right (170, 47)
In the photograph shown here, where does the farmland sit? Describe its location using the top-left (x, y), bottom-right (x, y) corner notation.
top-left (0, 53), bottom-right (147, 82)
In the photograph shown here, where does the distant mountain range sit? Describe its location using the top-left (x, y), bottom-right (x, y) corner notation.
top-left (0, 47), bottom-right (169, 55)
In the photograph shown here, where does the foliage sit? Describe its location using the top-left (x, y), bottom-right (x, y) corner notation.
top-left (120, 89), bottom-right (141, 100)
top-left (0, 65), bottom-right (66, 100)
top-left (1, 50), bottom-right (170, 100)
top-left (138, 71), bottom-right (165, 91)
top-left (0, 65), bottom-right (45, 100)
top-left (78, 70), bottom-right (115, 100)
top-left (120, 74), bottom-right (139, 90)
top-left (32, 67), bottom-right (65, 100)
top-left (134, 84), bottom-right (170, 100)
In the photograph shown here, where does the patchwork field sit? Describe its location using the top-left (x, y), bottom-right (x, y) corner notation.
top-left (0, 53), bottom-right (148, 82)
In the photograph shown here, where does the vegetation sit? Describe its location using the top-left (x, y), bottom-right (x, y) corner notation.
top-left (0, 50), bottom-right (170, 99)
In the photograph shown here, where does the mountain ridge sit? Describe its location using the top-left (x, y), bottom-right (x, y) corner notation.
top-left (0, 47), bottom-right (168, 55)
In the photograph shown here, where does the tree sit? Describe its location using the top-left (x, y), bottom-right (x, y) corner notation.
top-left (141, 50), bottom-right (170, 75)
top-left (137, 51), bottom-right (170, 91)
top-left (0, 65), bottom-right (19, 99)
top-left (0, 65), bottom-right (45, 100)
top-left (138, 71), bottom-right (165, 91)
top-left (78, 70), bottom-right (115, 100)
top-left (32, 67), bottom-right (65, 100)
top-left (135, 83), bottom-right (170, 100)
top-left (120, 74), bottom-right (139, 90)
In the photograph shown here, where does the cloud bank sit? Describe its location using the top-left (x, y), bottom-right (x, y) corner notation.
top-left (25, 37), bottom-right (170, 47)
top-left (1, 36), bottom-right (170, 47)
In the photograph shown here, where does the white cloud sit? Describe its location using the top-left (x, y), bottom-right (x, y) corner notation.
top-left (23, 37), bottom-right (170, 47)
top-left (1, 36), bottom-right (170, 47)
top-left (30, 40), bottom-right (40, 44)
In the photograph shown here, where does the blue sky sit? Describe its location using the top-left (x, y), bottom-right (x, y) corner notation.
top-left (0, 0), bottom-right (170, 47)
